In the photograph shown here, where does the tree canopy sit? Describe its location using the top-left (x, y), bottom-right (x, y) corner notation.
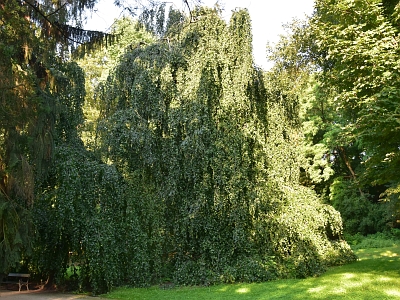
top-left (86, 6), bottom-right (353, 291)
top-left (0, 0), bottom-right (362, 294)
top-left (267, 0), bottom-right (400, 234)
top-left (0, 0), bottom-right (113, 277)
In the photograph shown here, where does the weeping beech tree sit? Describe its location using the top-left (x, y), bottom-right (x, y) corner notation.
top-left (96, 7), bottom-right (356, 287)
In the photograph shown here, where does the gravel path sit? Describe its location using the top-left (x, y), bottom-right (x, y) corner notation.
top-left (0, 290), bottom-right (104, 300)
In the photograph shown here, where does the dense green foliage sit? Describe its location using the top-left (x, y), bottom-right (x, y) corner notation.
top-left (268, 0), bottom-right (400, 235)
top-left (0, 0), bottom-right (117, 283)
top-left (102, 243), bottom-right (400, 300)
top-left (0, 0), bottom-right (74, 274)
top-left (88, 7), bottom-right (354, 291)
top-left (77, 17), bottom-right (155, 150)
top-left (2, 0), bottom-right (370, 295)
top-left (312, 0), bottom-right (400, 233)
top-left (345, 230), bottom-right (400, 249)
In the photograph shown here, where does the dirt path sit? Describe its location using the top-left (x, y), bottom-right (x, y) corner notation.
top-left (0, 289), bottom-right (104, 300)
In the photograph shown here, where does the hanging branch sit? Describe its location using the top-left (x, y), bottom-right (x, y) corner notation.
top-left (55, 22), bottom-right (114, 44)
top-left (22, 0), bottom-right (114, 46)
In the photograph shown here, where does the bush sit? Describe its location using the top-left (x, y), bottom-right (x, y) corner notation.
top-left (330, 177), bottom-right (390, 235)
top-left (173, 259), bottom-right (215, 286)
top-left (219, 256), bottom-right (278, 283)
top-left (345, 232), bottom-right (399, 250)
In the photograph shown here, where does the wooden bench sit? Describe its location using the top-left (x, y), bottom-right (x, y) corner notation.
top-left (1, 273), bottom-right (30, 291)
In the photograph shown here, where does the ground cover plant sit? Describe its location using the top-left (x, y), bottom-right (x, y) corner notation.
top-left (102, 243), bottom-right (400, 299)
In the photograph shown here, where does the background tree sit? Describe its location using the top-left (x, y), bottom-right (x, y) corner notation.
top-left (31, 17), bottom-right (155, 293)
top-left (311, 0), bottom-right (400, 233)
top-left (0, 0), bottom-right (191, 291)
top-left (267, 0), bottom-right (400, 234)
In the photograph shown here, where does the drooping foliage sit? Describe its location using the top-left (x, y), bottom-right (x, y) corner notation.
top-left (94, 7), bottom-right (355, 288)
top-left (0, 0), bottom-right (115, 278)
top-left (21, 0), bottom-right (114, 51)
top-left (34, 144), bottom-right (128, 293)
top-left (31, 18), bottom-right (154, 294)
top-left (76, 17), bottom-right (155, 151)
top-left (2, 0), bottom-right (357, 293)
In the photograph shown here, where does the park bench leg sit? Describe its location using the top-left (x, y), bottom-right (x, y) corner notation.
top-left (18, 279), bottom-right (29, 291)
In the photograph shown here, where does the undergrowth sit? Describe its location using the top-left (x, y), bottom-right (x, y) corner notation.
top-left (345, 229), bottom-right (400, 250)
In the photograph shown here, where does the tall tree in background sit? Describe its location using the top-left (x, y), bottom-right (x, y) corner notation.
top-left (0, 0), bottom-right (195, 290)
top-left (32, 17), bottom-right (155, 293)
top-left (268, 0), bottom-right (400, 234)
top-left (311, 0), bottom-right (400, 233)
top-left (77, 17), bottom-right (155, 151)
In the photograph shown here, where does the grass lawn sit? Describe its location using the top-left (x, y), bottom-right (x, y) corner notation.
top-left (102, 245), bottom-right (400, 299)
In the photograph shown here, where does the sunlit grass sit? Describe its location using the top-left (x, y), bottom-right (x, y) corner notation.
top-left (102, 245), bottom-right (400, 299)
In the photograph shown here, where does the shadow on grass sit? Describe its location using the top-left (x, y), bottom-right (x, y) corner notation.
top-left (104, 246), bottom-right (400, 300)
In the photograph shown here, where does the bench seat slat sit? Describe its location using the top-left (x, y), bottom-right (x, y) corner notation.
top-left (7, 273), bottom-right (30, 278)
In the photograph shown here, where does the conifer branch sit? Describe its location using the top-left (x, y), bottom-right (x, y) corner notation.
top-left (23, 0), bottom-right (114, 46)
